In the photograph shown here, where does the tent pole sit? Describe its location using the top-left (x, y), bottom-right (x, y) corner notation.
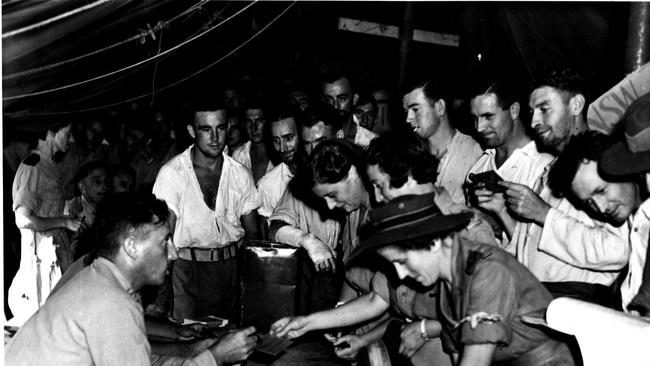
top-left (624, 2), bottom-right (650, 73)
top-left (398, 2), bottom-right (415, 92)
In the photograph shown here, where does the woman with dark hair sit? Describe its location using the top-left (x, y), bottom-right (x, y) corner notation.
top-left (347, 196), bottom-right (576, 366)
top-left (272, 135), bottom-right (495, 366)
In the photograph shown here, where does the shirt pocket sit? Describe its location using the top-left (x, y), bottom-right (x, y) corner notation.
top-left (38, 185), bottom-right (64, 217)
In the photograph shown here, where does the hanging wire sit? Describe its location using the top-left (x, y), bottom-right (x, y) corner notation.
top-left (3, 0), bottom-right (113, 39)
top-left (14, 1), bottom-right (297, 116)
top-left (3, 0), bottom-right (209, 81)
top-left (3, 0), bottom-right (29, 7)
top-left (3, 1), bottom-right (258, 101)
top-left (69, 2), bottom-right (232, 104)
top-left (150, 25), bottom-right (164, 106)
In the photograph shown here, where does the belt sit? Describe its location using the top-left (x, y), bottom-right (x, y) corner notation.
top-left (177, 243), bottom-right (238, 262)
top-left (542, 281), bottom-right (614, 307)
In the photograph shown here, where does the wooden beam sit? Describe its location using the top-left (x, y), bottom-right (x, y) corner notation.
top-left (338, 17), bottom-right (459, 47)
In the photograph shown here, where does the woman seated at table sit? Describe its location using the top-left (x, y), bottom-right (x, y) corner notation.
top-left (273, 194), bottom-right (576, 366)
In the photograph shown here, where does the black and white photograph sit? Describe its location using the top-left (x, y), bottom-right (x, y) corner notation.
top-left (3, 1), bottom-right (650, 365)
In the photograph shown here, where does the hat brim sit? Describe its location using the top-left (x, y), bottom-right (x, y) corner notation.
top-left (347, 211), bottom-right (473, 265)
top-left (600, 141), bottom-right (650, 176)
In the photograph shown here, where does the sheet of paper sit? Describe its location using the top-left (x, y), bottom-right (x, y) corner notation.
top-left (255, 334), bottom-right (293, 357)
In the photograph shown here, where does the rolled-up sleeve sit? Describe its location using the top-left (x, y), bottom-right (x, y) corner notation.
top-left (236, 169), bottom-right (260, 216)
top-left (270, 188), bottom-right (300, 227)
top-left (370, 272), bottom-right (391, 304)
top-left (153, 165), bottom-right (182, 218)
top-left (461, 262), bottom-right (515, 346)
top-left (539, 206), bottom-right (630, 271)
top-left (13, 165), bottom-right (41, 213)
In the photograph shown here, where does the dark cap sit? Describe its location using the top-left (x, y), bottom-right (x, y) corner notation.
top-left (600, 92), bottom-right (650, 175)
top-left (348, 193), bottom-right (472, 264)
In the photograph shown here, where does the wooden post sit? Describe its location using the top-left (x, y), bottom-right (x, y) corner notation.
top-left (624, 2), bottom-right (650, 73)
top-left (398, 2), bottom-right (415, 92)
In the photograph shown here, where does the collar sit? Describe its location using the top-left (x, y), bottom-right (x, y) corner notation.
top-left (634, 198), bottom-right (650, 224)
top-left (91, 257), bottom-right (139, 299)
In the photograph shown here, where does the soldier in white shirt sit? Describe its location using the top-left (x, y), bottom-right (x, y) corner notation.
top-left (495, 71), bottom-right (629, 305)
top-left (153, 102), bottom-right (262, 322)
top-left (402, 79), bottom-right (483, 204)
top-left (465, 80), bottom-right (554, 246)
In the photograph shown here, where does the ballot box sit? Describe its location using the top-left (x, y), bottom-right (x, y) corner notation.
top-left (240, 240), bottom-right (310, 332)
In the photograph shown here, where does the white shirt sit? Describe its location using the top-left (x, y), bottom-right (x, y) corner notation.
top-left (513, 164), bottom-right (630, 285)
top-left (152, 146), bottom-right (260, 249)
top-left (622, 198), bottom-right (650, 311)
top-left (257, 162), bottom-right (294, 218)
top-left (467, 140), bottom-right (554, 248)
top-left (354, 124), bottom-right (378, 148)
top-left (231, 141), bottom-right (274, 179)
top-left (436, 131), bottom-right (483, 205)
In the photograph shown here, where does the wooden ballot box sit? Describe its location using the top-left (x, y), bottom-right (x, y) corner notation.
top-left (239, 240), bottom-right (310, 332)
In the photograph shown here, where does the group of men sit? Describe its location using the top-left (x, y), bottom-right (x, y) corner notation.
top-left (6, 67), bottom-right (650, 366)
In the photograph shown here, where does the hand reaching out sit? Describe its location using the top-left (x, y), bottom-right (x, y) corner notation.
top-left (269, 316), bottom-right (311, 339)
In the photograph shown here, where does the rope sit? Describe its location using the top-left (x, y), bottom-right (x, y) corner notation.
top-left (3, 0), bottom-right (112, 39)
top-left (3, 0), bottom-right (209, 81)
top-left (3, 1), bottom-right (257, 101)
top-left (68, 2), bottom-right (231, 104)
top-left (150, 26), bottom-right (164, 106)
top-left (15, 1), bottom-right (297, 116)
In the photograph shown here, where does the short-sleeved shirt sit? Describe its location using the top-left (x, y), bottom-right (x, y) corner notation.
top-left (152, 146), bottom-right (260, 249)
top-left (345, 266), bottom-right (377, 295)
top-left (436, 131), bottom-right (483, 205)
top-left (371, 271), bottom-right (439, 321)
top-left (9, 153), bottom-right (69, 324)
top-left (438, 236), bottom-right (554, 362)
top-left (257, 163), bottom-right (293, 218)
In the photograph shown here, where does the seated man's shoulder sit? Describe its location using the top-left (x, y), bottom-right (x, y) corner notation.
top-left (55, 264), bottom-right (139, 310)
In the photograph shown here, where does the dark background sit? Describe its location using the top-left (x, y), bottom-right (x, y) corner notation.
top-left (3, 1), bottom-right (630, 122)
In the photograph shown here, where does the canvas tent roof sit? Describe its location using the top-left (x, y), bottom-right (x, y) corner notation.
top-left (2, 1), bottom-right (630, 127)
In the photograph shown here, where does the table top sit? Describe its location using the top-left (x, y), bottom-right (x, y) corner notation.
top-left (246, 337), bottom-right (348, 366)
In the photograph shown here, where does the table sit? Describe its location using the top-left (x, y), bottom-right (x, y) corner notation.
top-left (246, 337), bottom-right (348, 366)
